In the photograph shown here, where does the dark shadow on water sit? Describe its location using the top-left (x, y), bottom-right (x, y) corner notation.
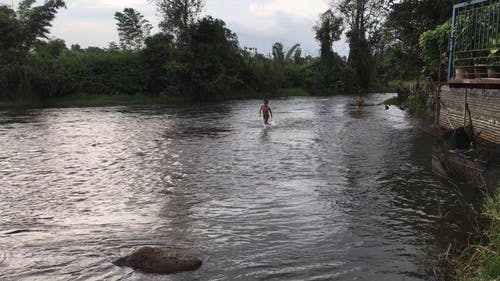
top-left (260, 126), bottom-right (271, 143)
top-left (166, 126), bottom-right (233, 140)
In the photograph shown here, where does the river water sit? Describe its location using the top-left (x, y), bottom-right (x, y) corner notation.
top-left (0, 95), bottom-right (481, 280)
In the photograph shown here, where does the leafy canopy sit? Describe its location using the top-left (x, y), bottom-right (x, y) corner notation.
top-left (16, 0), bottom-right (66, 51)
top-left (314, 9), bottom-right (344, 64)
top-left (151, 0), bottom-right (204, 43)
top-left (114, 8), bottom-right (152, 51)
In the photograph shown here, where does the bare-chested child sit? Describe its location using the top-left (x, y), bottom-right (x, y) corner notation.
top-left (259, 99), bottom-right (273, 125)
top-left (355, 96), bottom-right (364, 113)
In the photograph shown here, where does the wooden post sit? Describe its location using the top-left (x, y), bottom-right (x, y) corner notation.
top-left (435, 85), bottom-right (441, 126)
top-left (463, 88), bottom-right (468, 127)
top-left (435, 51), bottom-right (442, 126)
top-left (466, 103), bottom-right (476, 149)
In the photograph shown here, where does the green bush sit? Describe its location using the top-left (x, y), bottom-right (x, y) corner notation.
top-left (50, 50), bottom-right (148, 96)
top-left (419, 20), bottom-right (451, 81)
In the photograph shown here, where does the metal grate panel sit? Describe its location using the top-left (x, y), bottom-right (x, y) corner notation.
top-left (449, 0), bottom-right (500, 80)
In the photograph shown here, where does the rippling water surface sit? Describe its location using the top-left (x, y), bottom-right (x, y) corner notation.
top-left (0, 95), bottom-right (479, 280)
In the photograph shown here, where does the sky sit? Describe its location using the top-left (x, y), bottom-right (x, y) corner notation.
top-left (1, 0), bottom-right (349, 57)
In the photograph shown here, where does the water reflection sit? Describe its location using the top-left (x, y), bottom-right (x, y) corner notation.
top-left (260, 127), bottom-right (271, 142)
top-left (0, 96), bottom-right (483, 280)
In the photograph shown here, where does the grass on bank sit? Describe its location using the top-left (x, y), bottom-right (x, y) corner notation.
top-left (456, 191), bottom-right (500, 280)
top-left (0, 86), bottom-right (401, 110)
top-left (278, 88), bottom-right (311, 97)
top-left (46, 94), bottom-right (191, 107)
top-left (0, 88), bottom-right (313, 109)
top-left (222, 88), bottom-right (311, 100)
top-left (383, 96), bottom-right (400, 106)
top-left (430, 189), bottom-right (500, 281)
top-left (0, 94), bottom-right (191, 109)
top-left (369, 85), bottom-right (397, 93)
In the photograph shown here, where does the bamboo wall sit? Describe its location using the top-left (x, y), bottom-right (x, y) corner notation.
top-left (439, 86), bottom-right (500, 144)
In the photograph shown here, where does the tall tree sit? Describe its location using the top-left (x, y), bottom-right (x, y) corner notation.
top-left (165, 16), bottom-right (241, 98)
top-left (337, 0), bottom-right (386, 91)
top-left (151, 0), bottom-right (204, 43)
top-left (114, 8), bottom-right (152, 51)
top-left (16, 0), bottom-right (66, 52)
top-left (0, 5), bottom-right (19, 59)
top-left (1, 0), bottom-right (66, 59)
top-left (142, 33), bottom-right (175, 94)
top-left (314, 9), bottom-right (344, 89)
top-left (314, 9), bottom-right (344, 69)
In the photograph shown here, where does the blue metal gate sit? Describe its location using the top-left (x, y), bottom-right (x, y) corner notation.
top-left (449, 0), bottom-right (500, 80)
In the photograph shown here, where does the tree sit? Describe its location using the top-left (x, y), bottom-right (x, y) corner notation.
top-left (142, 33), bottom-right (176, 94)
top-left (0, 1), bottom-right (66, 61)
top-left (381, 0), bottom-right (460, 80)
top-left (337, 0), bottom-right (386, 91)
top-left (114, 8), bottom-right (152, 51)
top-left (107, 41), bottom-right (120, 52)
top-left (285, 43), bottom-right (301, 63)
top-left (0, 1), bottom-right (66, 100)
top-left (16, 0), bottom-right (66, 52)
top-left (188, 16), bottom-right (242, 97)
top-left (151, 0), bottom-right (204, 43)
top-left (268, 43), bottom-right (304, 92)
top-left (0, 5), bottom-right (19, 55)
top-left (70, 43), bottom-right (82, 52)
top-left (272, 43), bottom-right (302, 65)
top-left (36, 38), bottom-right (67, 59)
top-left (419, 20), bottom-right (451, 81)
top-left (314, 9), bottom-right (343, 64)
top-left (293, 46), bottom-right (303, 64)
top-left (272, 42), bottom-right (285, 64)
top-left (314, 9), bottom-right (344, 87)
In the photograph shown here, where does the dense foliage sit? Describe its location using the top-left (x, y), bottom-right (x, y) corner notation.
top-left (0, 0), bottom-right (66, 101)
top-left (419, 21), bottom-right (451, 81)
top-left (379, 0), bottom-right (462, 82)
top-left (0, 0), bottom-right (466, 105)
top-left (314, 9), bottom-right (345, 91)
top-left (114, 8), bottom-right (153, 51)
top-left (152, 0), bottom-right (203, 44)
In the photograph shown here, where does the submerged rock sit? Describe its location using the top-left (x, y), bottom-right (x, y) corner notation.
top-left (112, 246), bottom-right (202, 274)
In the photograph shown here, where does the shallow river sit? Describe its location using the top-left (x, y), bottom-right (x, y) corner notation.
top-left (0, 95), bottom-right (480, 280)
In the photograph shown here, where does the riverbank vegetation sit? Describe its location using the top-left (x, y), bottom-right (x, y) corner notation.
top-left (2, 0), bottom-right (499, 279)
top-left (0, 0), bottom-right (461, 108)
top-left (427, 189), bottom-right (500, 280)
top-left (457, 191), bottom-right (500, 280)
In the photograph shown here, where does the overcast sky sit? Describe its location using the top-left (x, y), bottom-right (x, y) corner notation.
top-left (1, 0), bottom-right (349, 57)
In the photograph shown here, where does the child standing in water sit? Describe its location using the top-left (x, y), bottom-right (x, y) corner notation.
top-left (355, 95), bottom-right (364, 113)
top-left (259, 99), bottom-right (273, 125)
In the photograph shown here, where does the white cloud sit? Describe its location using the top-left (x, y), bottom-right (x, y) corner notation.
top-left (1, 0), bottom-right (348, 56)
top-left (249, 0), bottom-right (327, 18)
top-left (50, 20), bottom-right (118, 47)
top-left (206, 0), bottom-right (328, 37)
top-left (48, 0), bottom-right (159, 47)
top-left (67, 0), bottom-right (153, 10)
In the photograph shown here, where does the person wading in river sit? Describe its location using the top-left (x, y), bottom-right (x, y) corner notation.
top-left (355, 96), bottom-right (364, 113)
top-left (259, 99), bottom-right (273, 125)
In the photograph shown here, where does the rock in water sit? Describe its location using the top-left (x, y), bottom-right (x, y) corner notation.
top-left (112, 246), bottom-right (202, 274)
